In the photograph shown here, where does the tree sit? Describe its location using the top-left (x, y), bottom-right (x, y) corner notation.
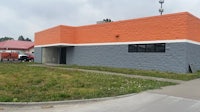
top-left (18, 35), bottom-right (25, 41)
top-left (18, 35), bottom-right (32, 41)
top-left (0, 37), bottom-right (14, 42)
top-left (25, 38), bottom-right (32, 41)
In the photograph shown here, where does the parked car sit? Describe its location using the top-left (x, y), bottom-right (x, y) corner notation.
top-left (18, 53), bottom-right (34, 62)
top-left (27, 53), bottom-right (34, 61)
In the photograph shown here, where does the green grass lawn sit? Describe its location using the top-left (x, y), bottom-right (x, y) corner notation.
top-left (0, 63), bottom-right (174, 102)
top-left (62, 65), bottom-right (200, 81)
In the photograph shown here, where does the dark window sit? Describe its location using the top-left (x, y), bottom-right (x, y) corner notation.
top-left (146, 44), bottom-right (155, 52)
top-left (138, 44), bottom-right (146, 52)
top-left (128, 45), bottom-right (138, 52)
top-left (155, 43), bottom-right (165, 52)
top-left (128, 43), bottom-right (165, 53)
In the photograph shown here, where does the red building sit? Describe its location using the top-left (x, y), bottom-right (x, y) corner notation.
top-left (0, 40), bottom-right (34, 53)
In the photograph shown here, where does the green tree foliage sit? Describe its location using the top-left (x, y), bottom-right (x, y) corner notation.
top-left (0, 35), bottom-right (32, 42)
top-left (25, 38), bottom-right (32, 41)
top-left (18, 35), bottom-right (25, 41)
top-left (18, 35), bottom-right (32, 42)
top-left (0, 37), bottom-right (14, 42)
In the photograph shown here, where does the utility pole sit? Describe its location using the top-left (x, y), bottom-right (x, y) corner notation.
top-left (159, 0), bottom-right (164, 15)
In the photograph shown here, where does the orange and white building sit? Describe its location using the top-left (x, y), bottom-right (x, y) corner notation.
top-left (35, 12), bottom-right (200, 73)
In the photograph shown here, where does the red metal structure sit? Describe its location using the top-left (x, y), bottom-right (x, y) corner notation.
top-left (0, 52), bottom-right (18, 61)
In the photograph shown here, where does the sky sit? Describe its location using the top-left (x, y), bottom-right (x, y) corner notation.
top-left (0, 0), bottom-right (200, 41)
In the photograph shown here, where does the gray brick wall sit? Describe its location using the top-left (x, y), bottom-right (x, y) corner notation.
top-left (66, 43), bottom-right (188, 73)
top-left (34, 47), bottom-right (42, 63)
top-left (35, 42), bottom-right (200, 73)
top-left (186, 43), bottom-right (200, 72)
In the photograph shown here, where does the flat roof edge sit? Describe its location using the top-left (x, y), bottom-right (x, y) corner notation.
top-left (34, 39), bottom-right (200, 47)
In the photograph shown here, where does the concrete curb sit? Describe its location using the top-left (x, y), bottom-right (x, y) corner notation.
top-left (0, 93), bottom-right (136, 107)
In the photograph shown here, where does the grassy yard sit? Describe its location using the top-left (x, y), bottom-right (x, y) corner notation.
top-left (0, 63), bottom-right (174, 102)
top-left (62, 65), bottom-right (200, 81)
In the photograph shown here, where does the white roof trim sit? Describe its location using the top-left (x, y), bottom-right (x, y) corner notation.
top-left (35, 39), bottom-right (200, 47)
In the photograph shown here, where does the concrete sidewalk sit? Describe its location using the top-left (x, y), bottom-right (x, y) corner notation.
top-left (1, 78), bottom-right (200, 112)
top-left (149, 78), bottom-right (200, 100)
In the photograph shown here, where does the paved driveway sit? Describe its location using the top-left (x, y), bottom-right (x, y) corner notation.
top-left (149, 79), bottom-right (200, 100)
top-left (1, 79), bottom-right (200, 112)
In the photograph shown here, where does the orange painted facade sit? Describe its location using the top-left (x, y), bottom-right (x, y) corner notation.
top-left (35, 12), bottom-right (200, 46)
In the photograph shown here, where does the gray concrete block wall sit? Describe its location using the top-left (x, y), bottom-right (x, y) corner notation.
top-left (66, 43), bottom-right (188, 73)
top-left (186, 43), bottom-right (200, 72)
top-left (34, 47), bottom-right (42, 63)
top-left (35, 42), bottom-right (200, 73)
top-left (42, 47), bottom-right (60, 64)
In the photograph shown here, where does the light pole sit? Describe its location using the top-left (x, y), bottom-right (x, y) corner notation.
top-left (159, 0), bottom-right (164, 15)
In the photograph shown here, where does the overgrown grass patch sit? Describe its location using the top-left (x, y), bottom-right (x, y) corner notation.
top-left (0, 63), bottom-right (174, 102)
top-left (62, 65), bottom-right (200, 81)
